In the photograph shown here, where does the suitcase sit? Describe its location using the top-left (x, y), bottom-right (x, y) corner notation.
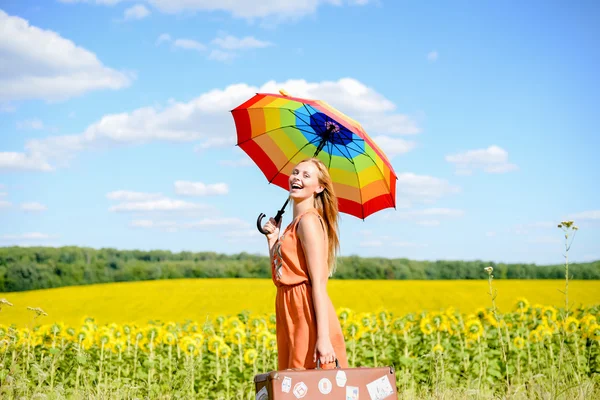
top-left (254, 361), bottom-right (397, 400)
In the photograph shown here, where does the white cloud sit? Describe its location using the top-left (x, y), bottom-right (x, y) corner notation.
top-left (20, 202), bottom-right (47, 212)
top-left (218, 157), bottom-right (253, 167)
top-left (208, 49), bottom-right (236, 62)
top-left (131, 217), bottom-right (247, 232)
top-left (124, 4), bottom-right (150, 20)
top-left (427, 51), bottom-right (438, 61)
top-left (212, 35), bottom-right (272, 50)
top-left (0, 192), bottom-right (7, 197)
top-left (0, 152), bottom-right (53, 172)
top-left (445, 145), bottom-right (518, 175)
top-left (396, 208), bottom-right (464, 227)
top-left (0, 232), bottom-right (54, 240)
top-left (4, 78), bottom-right (417, 171)
top-left (174, 38), bottom-right (206, 51)
top-left (396, 173), bottom-right (460, 205)
top-left (222, 228), bottom-right (262, 243)
top-left (568, 210), bottom-right (600, 221)
top-left (371, 136), bottom-right (416, 157)
top-left (0, 10), bottom-right (132, 102)
top-left (156, 33), bottom-right (171, 45)
top-left (193, 136), bottom-right (236, 151)
top-left (512, 221), bottom-right (554, 235)
top-left (174, 181), bottom-right (229, 196)
top-left (109, 198), bottom-right (212, 213)
top-left (106, 190), bottom-right (163, 201)
top-left (16, 119), bottom-right (44, 130)
top-left (60, 0), bottom-right (374, 19)
top-left (360, 240), bottom-right (383, 247)
top-left (0, 200), bottom-right (11, 209)
top-left (528, 236), bottom-right (561, 245)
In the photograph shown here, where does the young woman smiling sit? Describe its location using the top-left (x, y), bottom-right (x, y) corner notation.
top-left (262, 157), bottom-right (348, 370)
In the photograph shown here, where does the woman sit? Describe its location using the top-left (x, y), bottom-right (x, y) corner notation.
top-left (262, 157), bottom-right (348, 370)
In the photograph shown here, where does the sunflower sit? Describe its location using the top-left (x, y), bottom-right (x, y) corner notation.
top-left (218, 344), bottom-right (232, 359)
top-left (529, 330), bottom-right (542, 344)
top-left (179, 336), bottom-right (199, 357)
top-left (244, 349), bottom-right (258, 365)
top-left (564, 317), bottom-right (579, 334)
top-left (337, 308), bottom-right (353, 324)
top-left (515, 297), bottom-right (530, 313)
top-left (162, 332), bottom-right (177, 346)
top-left (344, 320), bottom-right (361, 340)
top-left (465, 319), bottom-right (484, 340)
top-left (541, 306), bottom-right (557, 322)
top-left (266, 333), bottom-right (277, 351)
top-left (226, 317), bottom-right (244, 330)
top-left (432, 343), bottom-right (444, 354)
top-left (227, 327), bottom-right (246, 345)
top-left (419, 317), bottom-right (434, 336)
top-left (475, 308), bottom-right (488, 320)
top-left (207, 335), bottom-right (225, 354)
top-left (588, 323), bottom-right (600, 340)
top-left (513, 336), bottom-right (525, 350)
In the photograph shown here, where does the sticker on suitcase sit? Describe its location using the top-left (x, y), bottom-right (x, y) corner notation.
top-left (336, 370), bottom-right (347, 387)
top-left (293, 382), bottom-right (308, 398)
top-left (282, 376), bottom-right (292, 393)
top-left (256, 386), bottom-right (268, 400)
top-left (346, 386), bottom-right (359, 400)
top-left (318, 378), bottom-right (332, 394)
top-left (366, 375), bottom-right (395, 400)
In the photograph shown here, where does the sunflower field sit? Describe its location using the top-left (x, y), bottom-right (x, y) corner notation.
top-left (0, 297), bottom-right (599, 399)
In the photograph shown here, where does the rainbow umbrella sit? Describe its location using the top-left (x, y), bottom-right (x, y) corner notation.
top-left (231, 90), bottom-right (397, 233)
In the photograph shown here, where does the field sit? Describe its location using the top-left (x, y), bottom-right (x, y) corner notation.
top-left (1, 278), bottom-right (599, 399)
top-left (1, 279), bottom-right (599, 327)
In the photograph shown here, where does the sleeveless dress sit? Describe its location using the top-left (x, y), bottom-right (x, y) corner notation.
top-left (271, 208), bottom-right (348, 370)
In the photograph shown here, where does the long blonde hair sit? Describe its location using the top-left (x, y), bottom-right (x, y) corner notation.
top-left (301, 158), bottom-right (340, 275)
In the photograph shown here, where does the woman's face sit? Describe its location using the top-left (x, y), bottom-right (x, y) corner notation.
top-left (289, 161), bottom-right (323, 201)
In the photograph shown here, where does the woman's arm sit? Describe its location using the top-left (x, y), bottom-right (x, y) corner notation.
top-left (297, 213), bottom-right (336, 365)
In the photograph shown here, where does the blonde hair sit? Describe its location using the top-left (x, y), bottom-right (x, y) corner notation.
top-left (300, 158), bottom-right (340, 275)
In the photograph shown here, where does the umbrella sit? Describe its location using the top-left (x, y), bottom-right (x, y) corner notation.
top-left (231, 90), bottom-right (397, 234)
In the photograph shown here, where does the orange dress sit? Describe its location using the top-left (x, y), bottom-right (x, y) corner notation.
top-left (271, 208), bottom-right (348, 370)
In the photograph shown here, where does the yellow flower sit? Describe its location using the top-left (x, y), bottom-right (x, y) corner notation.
top-left (432, 343), bottom-right (444, 354)
top-left (529, 330), bottom-right (542, 344)
top-left (337, 308), bottom-right (353, 324)
top-left (179, 336), bottom-right (199, 356)
top-left (391, 318), bottom-right (408, 335)
top-left (564, 317), bottom-right (579, 334)
top-left (515, 297), bottom-right (530, 313)
top-left (227, 327), bottom-right (246, 345)
top-left (485, 314), bottom-right (499, 328)
top-left (244, 349), bottom-right (258, 365)
top-left (541, 306), bottom-right (557, 321)
top-left (207, 335), bottom-right (225, 354)
top-left (588, 323), bottom-right (600, 340)
top-left (344, 320), bottom-right (361, 340)
top-left (465, 319), bottom-right (484, 340)
top-left (513, 337), bottom-right (525, 350)
top-left (475, 308), bottom-right (488, 320)
top-left (162, 332), bottom-right (177, 346)
top-left (248, 317), bottom-right (268, 333)
top-left (266, 333), bottom-right (277, 351)
top-left (218, 344), bottom-right (232, 359)
top-left (419, 317), bottom-right (434, 336)
top-left (226, 317), bottom-right (245, 330)
top-left (580, 315), bottom-right (597, 332)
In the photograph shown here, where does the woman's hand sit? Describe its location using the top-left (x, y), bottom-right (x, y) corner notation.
top-left (314, 336), bottom-right (336, 366)
top-left (263, 217), bottom-right (280, 244)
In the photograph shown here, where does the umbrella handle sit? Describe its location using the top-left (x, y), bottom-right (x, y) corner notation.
top-left (256, 213), bottom-right (269, 235)
top-left (256, 198), bottom-right (289, 235)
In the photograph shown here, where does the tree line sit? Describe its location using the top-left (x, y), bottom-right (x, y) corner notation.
top-left (0, 246), bottom-right (598, 292)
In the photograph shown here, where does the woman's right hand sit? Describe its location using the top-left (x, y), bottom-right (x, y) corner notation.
top-left (263, 217), bottom-right (280, 243)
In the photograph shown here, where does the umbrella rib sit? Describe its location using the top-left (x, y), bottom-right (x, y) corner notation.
top-left (268, 135), bottom-right (323, 184)
top-left (236, 124), bottom-right (316, 147)
top-left (357, 147), bottom-right (396, 210)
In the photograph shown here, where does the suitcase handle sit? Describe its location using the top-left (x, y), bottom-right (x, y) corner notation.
top-left (316, 358), bottom-right (340, 369)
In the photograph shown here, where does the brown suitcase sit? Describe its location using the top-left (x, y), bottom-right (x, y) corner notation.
top-left (254, 362), bottom-right (397, 400)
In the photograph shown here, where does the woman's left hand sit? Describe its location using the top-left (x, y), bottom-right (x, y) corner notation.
top-left (313, 336), bottom-right (336, 366)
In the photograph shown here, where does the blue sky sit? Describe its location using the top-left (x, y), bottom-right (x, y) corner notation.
top-left (1, 0), bottom-right (598, 265)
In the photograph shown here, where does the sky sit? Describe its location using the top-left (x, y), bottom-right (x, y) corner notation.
top-left (0, 0), bottom-right (599, 265)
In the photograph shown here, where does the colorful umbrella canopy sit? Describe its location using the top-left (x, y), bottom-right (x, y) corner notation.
top-left (231, 90), bottom-right (397, 231)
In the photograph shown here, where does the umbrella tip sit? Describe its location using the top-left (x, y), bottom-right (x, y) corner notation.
top-left (279, 89), bottom-right (291, 97)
